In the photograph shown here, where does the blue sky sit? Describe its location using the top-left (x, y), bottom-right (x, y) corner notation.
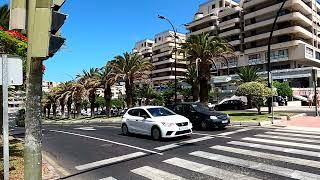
top-left (2, 0), bottom-right (211, 82)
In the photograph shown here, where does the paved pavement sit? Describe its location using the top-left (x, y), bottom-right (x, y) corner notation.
top-left (278, 116), bottom-right (320, 129)
top-left (42, 123), bottom-right (320, 180)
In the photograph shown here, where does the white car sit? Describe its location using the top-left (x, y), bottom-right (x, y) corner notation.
top-left (121, 106), bottom-right (193, 140)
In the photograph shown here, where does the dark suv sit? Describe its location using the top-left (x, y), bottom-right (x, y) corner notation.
top-left (167, 102), bottom-right (230, 130)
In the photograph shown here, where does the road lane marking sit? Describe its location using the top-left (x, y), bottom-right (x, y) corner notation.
top-left (131, 166), bottom-right (186, 180)
top-left (228, 141), bottom-right (320, 158)
top-left (190, 151), bottom-right (320, 180)
top-left (50, 130), bottom-right (163, 155)
top-left (99, 177), bottom-right (118, 180)
top-left (192, 132), bottom-right (232, 138)
top-left (93, 126), bottom-right (120, 129)
top-left (242, 137), bottom-right (320, 150)
top-left (275, 129), bottom-right (320, 135)
top-left (76, 152), bottom-right (146, 171)
top-left (217, 128), bottom-right (250, 136)
top-left (264, 132), bottom-right (320, 139)
top-left (164, 157), bottom-right (260, 180)
top-left (74, 127), bottom-right (96, 131)
top-left (211, 145), bottom-right (320, 168)
top-left (254, 134), bottom-right (320, 144)
top-left (154, 136), bottom-right (214, 151)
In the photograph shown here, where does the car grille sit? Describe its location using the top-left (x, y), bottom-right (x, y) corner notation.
top-left (176, 122), bottom-right (188, 127)
top-left (217, 115), bottom-right (228, 120)
top-left (176, 129), bottom-right (191, 135)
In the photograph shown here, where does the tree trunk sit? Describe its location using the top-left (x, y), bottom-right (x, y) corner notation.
top-left (75, 103), bottom-right (81, 119)
top-left (104, 85), bottom-right (112, 118)
top-left (52, 104), bottom-right (57, 118)
top-left (43, 107), bottom-right (46, 119)
top-left (67, 103), bottom-right (72, 119)
top-left (257, 106), bottom-right (262, 115)
top-left (125, 79), bottom-right (133, 108)
top-left (60, 103), bottom-right (65, 118)
top-left (47, 105), bottom-right (51, 119)
top-left (199, 63), bottom-right (210, 103)
top-left (192, 84), bottom-right (199, 102)
top-left (24, 59), bottom-right (43, 180)
top-left (89, 90), bottom-right (96, 118)
top-left (0, 87), bottom-right (3, 135)
top-left (247, 95), bottom-right (253, 109)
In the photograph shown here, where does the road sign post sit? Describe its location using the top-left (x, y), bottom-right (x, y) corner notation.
top-left (2, 54), bottom-right (9, 180)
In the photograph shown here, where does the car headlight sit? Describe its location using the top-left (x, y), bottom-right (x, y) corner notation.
top-left (161, 122), bottom-right (175, 127)
top-left (210, 116), bottom-right (218, 120)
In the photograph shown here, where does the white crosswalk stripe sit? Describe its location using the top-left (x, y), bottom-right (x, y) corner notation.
top-left (228, 141), bottom-right (320, 158)
top-left (99, 177), bottom-right (117, 180)
top-left (211, 145), bottom-right (320, 168)
top-left (163, 157), bottom-right (260, 180)
top-left (264, 131), bottom-right (320, 139)
top-left (242, 137), bottom-right (320, 150)
top-left (131, 166), bottom-right (186, 180)
top-left (217, 128), bottom-right (250, 136)
top-left (274, 129), bottom-right (320, 135)
top-left (254, 134), bottom-right (320, 144)
top-left (190, 151), bottom-right (320, 180)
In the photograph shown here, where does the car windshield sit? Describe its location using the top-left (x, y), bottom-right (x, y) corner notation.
top-left (147, 107), bottom-right (176, 117)
top-left (191, 103), bottom-right (210, 112)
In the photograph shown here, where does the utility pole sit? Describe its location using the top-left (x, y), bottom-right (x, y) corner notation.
top-left (10, 0), bottom-right (67, 179)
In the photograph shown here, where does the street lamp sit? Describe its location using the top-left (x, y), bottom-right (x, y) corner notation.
top-left (267, 0), bottom-right (287, 113)
top-left (158, 15), bottom-right (178, 103)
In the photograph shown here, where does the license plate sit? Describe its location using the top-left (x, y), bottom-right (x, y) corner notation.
top-left (222, 120), bottom-right (229, 124)
top-left (179, 126), bottom-right (189, 131)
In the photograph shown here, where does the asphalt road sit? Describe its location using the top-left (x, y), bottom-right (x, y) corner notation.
top-left (43, 123), bottom-right (320, 180)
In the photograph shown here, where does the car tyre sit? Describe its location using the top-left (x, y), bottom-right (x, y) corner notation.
top-left (122, 124), bottom-right (130, 136)
top-left (201, 121), bottom-right (208, 130)
top-left (151, 127), bottom-right (162, 140)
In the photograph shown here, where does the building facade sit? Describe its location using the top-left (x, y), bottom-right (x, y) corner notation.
top-left (187, 0), bottom-right (320, 98)
top-left (134, 31), bottom-right (187, 88)
top-left (42, 80), bottom-right (59, 93)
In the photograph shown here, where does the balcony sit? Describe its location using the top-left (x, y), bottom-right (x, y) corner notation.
top-left (244, 12), bottom-right (312, 32)
top-left (187, 14), bottom-right (218, 29)
top-left (219, 18), bottom-right (240, 30)
top-left (152, 76), bottom-right (185, 81)
top-left (188, 26), bottom-right (216, 36)
top-left (229, 39), bottom-right (241, 46)
top-left (152, 68), bottom-right (187, 74)
top-left (242, 0), bottom-right (269, 9)
top-left (248, 58), bottom-right (264, 65)
top-left (244, 26), bottom-right (313, 43)
top-left (219, 29), bottom-right (241, 38)
top-left (244, 0), bottom-right (312, 20)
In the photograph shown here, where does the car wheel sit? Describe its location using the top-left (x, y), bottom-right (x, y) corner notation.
top-left (218, 126), bottom-right (226, 130)
top-left (122, 124), bottom-right (129, 136)
top-left (151, 127), bottom-right (161, 140)
top-left (201, 121), bottom-right (208, 130)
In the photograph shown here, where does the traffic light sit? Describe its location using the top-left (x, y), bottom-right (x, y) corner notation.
top-left (31, 0), bottom-right (67, 58)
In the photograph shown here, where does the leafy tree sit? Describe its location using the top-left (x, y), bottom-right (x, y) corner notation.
top-left (161, 82), bottom-right (176, 105)
top-left (112, 99), bottom-right (125, 109)
top-left (184, 65), bottom-right (199, 101)
top-left (235, 82), bottom-right (276, 114)
top-left (0, 4), bottom-right (9, 29)
top-left (237, 66), bottom-right (260, 83)
top-left (182, 33), bottom-right (233, 103)
top-left (273, 81), bottom-right (293, 97)
top-left (180, 88), bottom-right (192, 101)
top-left (95, 96), bottom-right (106, 109)
top-left (136, 85), bottom-right (158, 105)
top-left (110, 52), bottom-right (153, 108)
top-left (98, 63), bottom-right (117, 117)
top-left (77, 68), bottom-right (100, 117)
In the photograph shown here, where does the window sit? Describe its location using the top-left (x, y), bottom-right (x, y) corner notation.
top-left (219, 0), bottom-right (223, 7)
top-left (248, 54), bottom-right (260, 60)
top-left (138, 109), bottom-right (150, 118)
top-left (212, 4), bottom-right (216, 9)
top-left (147, 107), bottom-right (176, 117)
top-left (306, 47), bottom-right (314, 58)
top-left (316, 51), bottom-right (320, 60)
top-left (128, 109), bottom-right (139, 116)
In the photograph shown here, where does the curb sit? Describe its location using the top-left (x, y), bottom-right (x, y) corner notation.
top-left (230, 120), bottom-right (283, 127)
top-left (288, 113), bottom-right (307, 120)
top-left (43, 117), bottom-right (122, 125)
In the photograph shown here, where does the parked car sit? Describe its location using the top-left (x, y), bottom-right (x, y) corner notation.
top-left (214, 100), bottom-right (246, 111)
top-left (121, 106), bottom-right (193, 140)
top-left (168, 102), bottom-right (230, 130)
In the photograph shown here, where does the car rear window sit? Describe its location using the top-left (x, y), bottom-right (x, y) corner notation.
top-left (147, 107), bottom-right (175, 117)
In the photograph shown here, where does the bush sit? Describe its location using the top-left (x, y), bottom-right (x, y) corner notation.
top-left (273, 81), bottom-right (293, 97)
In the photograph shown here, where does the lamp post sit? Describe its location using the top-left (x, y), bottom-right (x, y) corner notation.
top-left (267, 0), bottom-right (287, 113)
top-left (158, 15), bottom-right (178, 103)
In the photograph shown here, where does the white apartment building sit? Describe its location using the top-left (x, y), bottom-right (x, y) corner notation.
top-left (187, 0), bottom-right (320, 98)
top-left (96, 82), bottom-right (126, 100)
top-left (152, 31), bottom-right (187, 87)
top-left (42, 80), bottom-right (59, 92)
top-left (133, 31), bottom-right (187, 88)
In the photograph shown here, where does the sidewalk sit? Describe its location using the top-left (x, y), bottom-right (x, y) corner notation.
top-left (277, 116), bottom-right (320, 132)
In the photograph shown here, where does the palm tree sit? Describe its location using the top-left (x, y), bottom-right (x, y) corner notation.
top-left (182, 33), bottom-right (233, 103)
top-left (137, 85), bottom-right (157, 105)
top-left (237, 66), bottom-right (260, 83)
top-left (71, 81), bottom-right (86, 118)
top-left (0, 4), bottom-right (9, 29)
top-left (110, 52), bottom-right (153, 108)
top-left (185, 65), bottom-right (199, 102)
top-left (98, 63), bottom-right (117, 117)
top-left (77, 68), bottom-right (100, 117)
top-left (45, 88), bottom-right (60, 118)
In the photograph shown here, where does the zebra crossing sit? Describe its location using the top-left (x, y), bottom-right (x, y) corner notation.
top-left (99, 128), bottom-right (320, 180)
